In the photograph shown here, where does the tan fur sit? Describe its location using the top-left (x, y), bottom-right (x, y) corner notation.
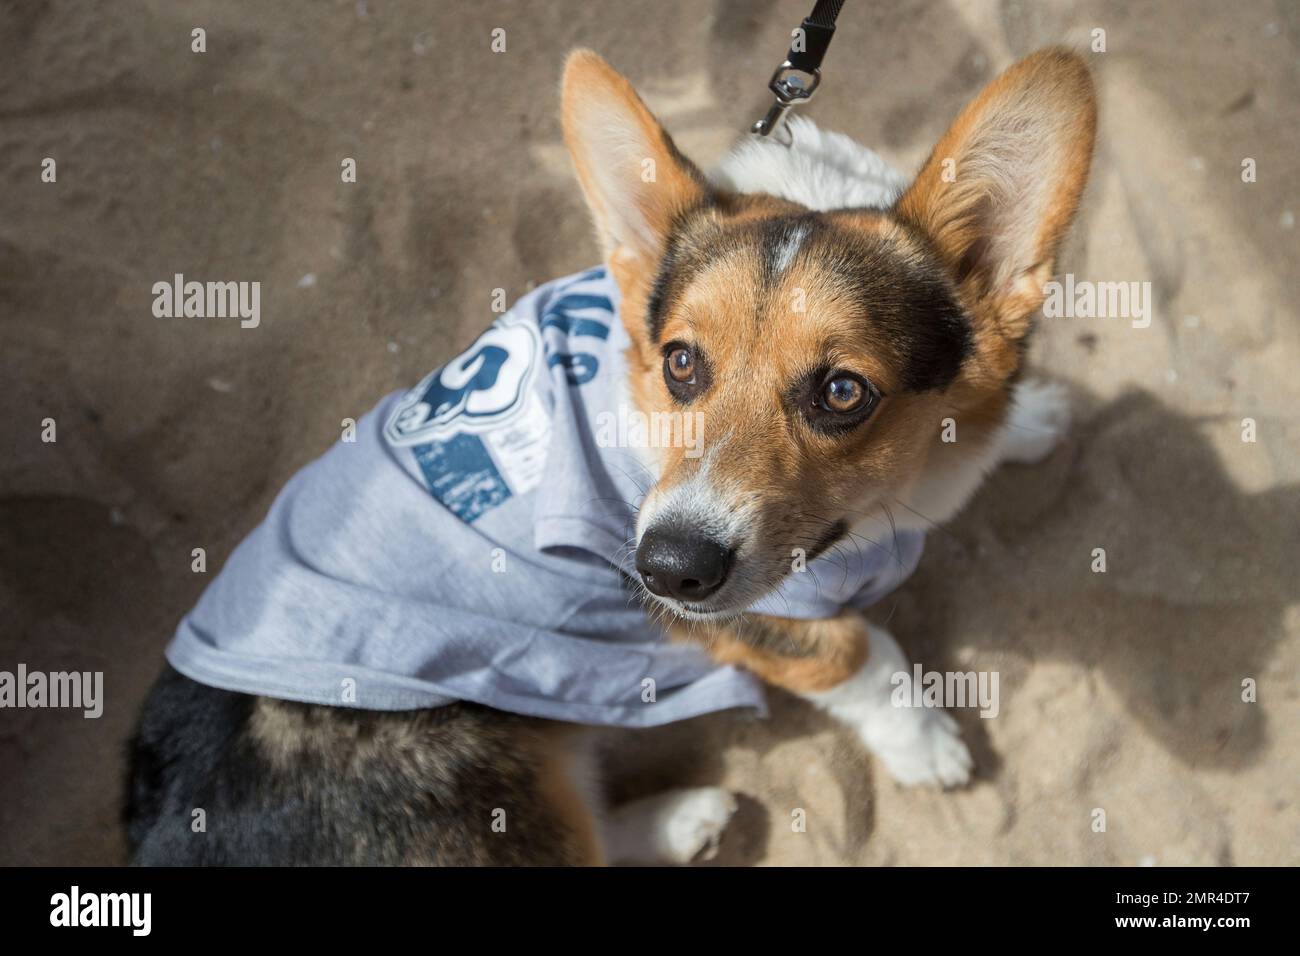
top-left (672, 611), bottom-right (870, 694)
top-left (535, 727), bottom-right (605, 866)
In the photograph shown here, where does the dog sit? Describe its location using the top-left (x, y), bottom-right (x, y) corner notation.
top-left (125, 47), bottom-right (1096, 865)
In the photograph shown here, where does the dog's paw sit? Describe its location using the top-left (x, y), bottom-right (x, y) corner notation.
top-left (658, 787), bottom-right (738, 862)
top-left (999, 379), bottom-right (1070, 465)
top-left (870, 709), bottom-right (973, 789)
top-left (605, 786), bottom-right (738, 865)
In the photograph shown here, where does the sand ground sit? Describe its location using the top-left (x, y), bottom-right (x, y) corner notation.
top-left (1, 0), bottom-right (1297, 865)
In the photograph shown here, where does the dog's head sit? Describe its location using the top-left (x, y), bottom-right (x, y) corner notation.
top-left (561, 49), bottom-right (1095, 620)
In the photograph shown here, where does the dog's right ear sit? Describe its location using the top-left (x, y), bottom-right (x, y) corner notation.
top-left (561, 50), bottom-right (707, 268)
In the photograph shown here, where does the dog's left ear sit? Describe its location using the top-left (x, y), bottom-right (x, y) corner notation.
top-left (561, 49), bottom-right (707, 267)
top-left (895, 48), bottom-right (1096, 339)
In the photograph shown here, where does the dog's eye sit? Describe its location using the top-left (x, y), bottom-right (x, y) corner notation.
top-left (818, 373), bottom-right (873, 414)
top-left (795, 369), bottom-right (880, 434)
top-left (821, 375), bottom-right (865, 412)
top-left (665, 346), bottom-right (696, 384)
top-left (662, 342), bottom-right (712, 403)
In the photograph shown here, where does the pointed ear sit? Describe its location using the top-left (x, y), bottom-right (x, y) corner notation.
top-left (895, 48), bottom-right (1096, 337)
top-left (561, 50), bottom-right (708, 265)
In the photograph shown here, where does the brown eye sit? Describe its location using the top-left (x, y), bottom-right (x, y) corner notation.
top-left (796, 368), bottom-right (879, 435)
top-left (820, 374), bottom-right (867, 413)
top-left (665, 346), bottom-right (695, 384)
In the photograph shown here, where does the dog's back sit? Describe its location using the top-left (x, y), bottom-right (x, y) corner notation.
top-left (125, 666), bottom-right (598, 865)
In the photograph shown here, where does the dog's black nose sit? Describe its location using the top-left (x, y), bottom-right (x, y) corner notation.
top-left (635, 527), bottom-right (732, 603)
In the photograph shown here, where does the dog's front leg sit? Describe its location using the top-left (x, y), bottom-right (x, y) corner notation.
top-left (803, 620), bottom-right (973, 788)
top-left (685, 613), bottom-right (973, 788)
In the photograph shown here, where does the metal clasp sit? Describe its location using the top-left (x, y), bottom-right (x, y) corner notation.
top-left (751, 61), bottom-right (822, 142)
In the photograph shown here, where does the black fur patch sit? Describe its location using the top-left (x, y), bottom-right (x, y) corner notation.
top-left (806, 518), bottom-right (849, 561)
top-left (814, 212), bottom-right (972, 393)
top-left (645, 207), bottom-right (713, 343)
top-left (757, 213), bottom-right (822, 286)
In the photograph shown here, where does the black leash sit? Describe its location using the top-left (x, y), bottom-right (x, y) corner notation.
top-left (751, 0), bottom-right (846, 141)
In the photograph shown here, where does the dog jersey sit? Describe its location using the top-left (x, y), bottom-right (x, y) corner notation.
top-left (165, 267), bottom-right (925, 727)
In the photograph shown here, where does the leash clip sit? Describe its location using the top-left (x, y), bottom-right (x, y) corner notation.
top-left (748, 0), bottom-right (844, 143)
top-left (751, 62), bottom-right (821, 142)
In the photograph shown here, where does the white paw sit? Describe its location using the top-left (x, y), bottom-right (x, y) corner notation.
top-left (658, 787), bottom-right (738, 862)
top-left (999, 379), bottom-right (1070, 465)
top-left (604, 786), bottom-right (738, 865)
top-left (869, 709), bottom-right (973, 789)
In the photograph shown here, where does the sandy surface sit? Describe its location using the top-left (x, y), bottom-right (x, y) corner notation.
top-left (1, 0), bottom-right (1297, 866)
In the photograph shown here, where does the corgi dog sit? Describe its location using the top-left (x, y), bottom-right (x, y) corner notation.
top-left (126, 48), bottom-right (1095, 866)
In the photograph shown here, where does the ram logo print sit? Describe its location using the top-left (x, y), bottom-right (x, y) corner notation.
top-left (385, 316), bottom-right (541, 446)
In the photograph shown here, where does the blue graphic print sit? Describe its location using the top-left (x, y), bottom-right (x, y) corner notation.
top-left (417, 344), bottom-right (511, 426)
top-left (393, 267), bottom-right (618, 521)
top-left (411, 432), bottom-right (511, 522)
top-left (539, 280), bottom-right (614, 386)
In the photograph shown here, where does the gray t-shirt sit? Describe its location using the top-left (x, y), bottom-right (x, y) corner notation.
top-left (166, 266), bottom-right (923, 727)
